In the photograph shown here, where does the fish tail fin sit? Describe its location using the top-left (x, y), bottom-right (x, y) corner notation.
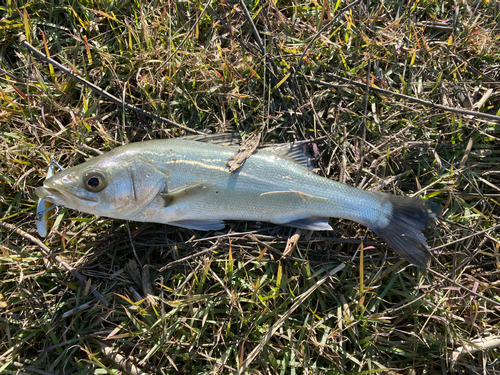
top-left (369, 195), bottom-right (441, 268)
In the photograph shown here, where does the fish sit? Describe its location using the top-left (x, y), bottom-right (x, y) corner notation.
top-left (35, 135), bottom-right (441, 268)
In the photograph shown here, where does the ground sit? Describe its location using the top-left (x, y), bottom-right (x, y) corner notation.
top-left (0, 0), bottom-right (500, 374)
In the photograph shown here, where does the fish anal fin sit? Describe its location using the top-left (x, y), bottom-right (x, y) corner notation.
top-left (169, 220), bottom-right (225, 231)
top-left (284, 217), bottom-right (333, 231)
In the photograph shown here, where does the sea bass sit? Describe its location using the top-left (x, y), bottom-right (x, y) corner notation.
top-left (35, 136), bottom-right (441, 268)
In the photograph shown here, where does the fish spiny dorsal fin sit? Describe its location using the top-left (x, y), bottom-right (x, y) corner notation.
top-left (179, 133), bottom-right (240, 146)
top-left (264, 142), bottom-right (316, 171)
top-left (181, 134), bottom-right (317, 171)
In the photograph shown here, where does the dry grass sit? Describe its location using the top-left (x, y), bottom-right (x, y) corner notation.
top-left (1, 0), bottom-right (500, 374)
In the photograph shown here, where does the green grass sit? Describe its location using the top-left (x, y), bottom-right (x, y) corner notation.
top-left (1, 0), bottom-right (500, 374)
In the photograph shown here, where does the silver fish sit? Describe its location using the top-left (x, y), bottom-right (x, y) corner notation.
top-left (35, 136), bottom-right (441, 267)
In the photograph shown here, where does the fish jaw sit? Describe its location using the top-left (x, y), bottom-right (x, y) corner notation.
top-left (35, 177), bottom-right (99, 212)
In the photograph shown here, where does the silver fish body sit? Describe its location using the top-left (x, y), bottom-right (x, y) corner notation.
top-left (36, 137), bottom-right (440, 267)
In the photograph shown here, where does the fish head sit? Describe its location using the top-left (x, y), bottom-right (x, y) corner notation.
top-left (35, 150), bottom-right (168, 218)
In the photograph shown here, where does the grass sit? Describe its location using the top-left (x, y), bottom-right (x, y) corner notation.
top-left (1, 0), bottom-right (500, 374)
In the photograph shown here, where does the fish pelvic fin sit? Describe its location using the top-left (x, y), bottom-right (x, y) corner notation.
top-left (369, 195), bottom-right (441, 268)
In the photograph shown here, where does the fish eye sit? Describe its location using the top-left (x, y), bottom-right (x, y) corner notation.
top-left (83, 172), bottom-right (107, 192)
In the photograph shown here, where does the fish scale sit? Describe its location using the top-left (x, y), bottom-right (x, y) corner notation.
top-left (150, 141), bottom-right (368, 223)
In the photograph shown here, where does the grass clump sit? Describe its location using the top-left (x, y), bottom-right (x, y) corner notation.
top-left (1, 0), bottom-right (500, 374)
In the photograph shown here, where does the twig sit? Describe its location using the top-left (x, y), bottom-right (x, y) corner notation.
top-left (0, 221), bottom-right (109, 306)
top-left (19, 36), bottom-right (203, 135)
top-left (226, 133), bottom-right (261, 172)
top-left (473, 88), bottom-right (493, 110)
top-left (97, 340), bottom-right (148, 375)
top-left (61, 300), bottom-right (94, 318)
top-left (451, 336), bottom-right (500, 367)
top-left (307, 75), bottom-right (500, 123)
top-left (283, 230), bottom-right (301, 257)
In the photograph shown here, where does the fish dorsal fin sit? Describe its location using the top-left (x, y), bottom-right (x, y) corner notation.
top-left (264, 142), bottom-right (316, 171)
top-left (181, 134), bottom-right (316, 170)
top-left (179, 133), bottom-right (240, 146)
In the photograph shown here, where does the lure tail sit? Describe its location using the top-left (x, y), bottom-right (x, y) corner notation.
top-left (369, 194), bottom-right (441, 268)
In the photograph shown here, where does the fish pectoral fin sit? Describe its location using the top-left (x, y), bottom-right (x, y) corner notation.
top-left (284, 217), bottom-right (332, 231)
top-left (168, 220), bottom-right (225, 231)
top-left (161, 181), bottom-right (214, 207)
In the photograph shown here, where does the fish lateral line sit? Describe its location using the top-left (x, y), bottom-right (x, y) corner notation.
top-left (164, 158), bottom-right (230, 174)
top-left (259, 190), bottom-right (328, 202)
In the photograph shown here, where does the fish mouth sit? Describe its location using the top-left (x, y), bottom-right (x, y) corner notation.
top-left (35, 184), bottom-right (98, 204)
top-left (36, 186), bottom-right (56, 199)
top-left (35, 186), bottom-right (59, 203)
